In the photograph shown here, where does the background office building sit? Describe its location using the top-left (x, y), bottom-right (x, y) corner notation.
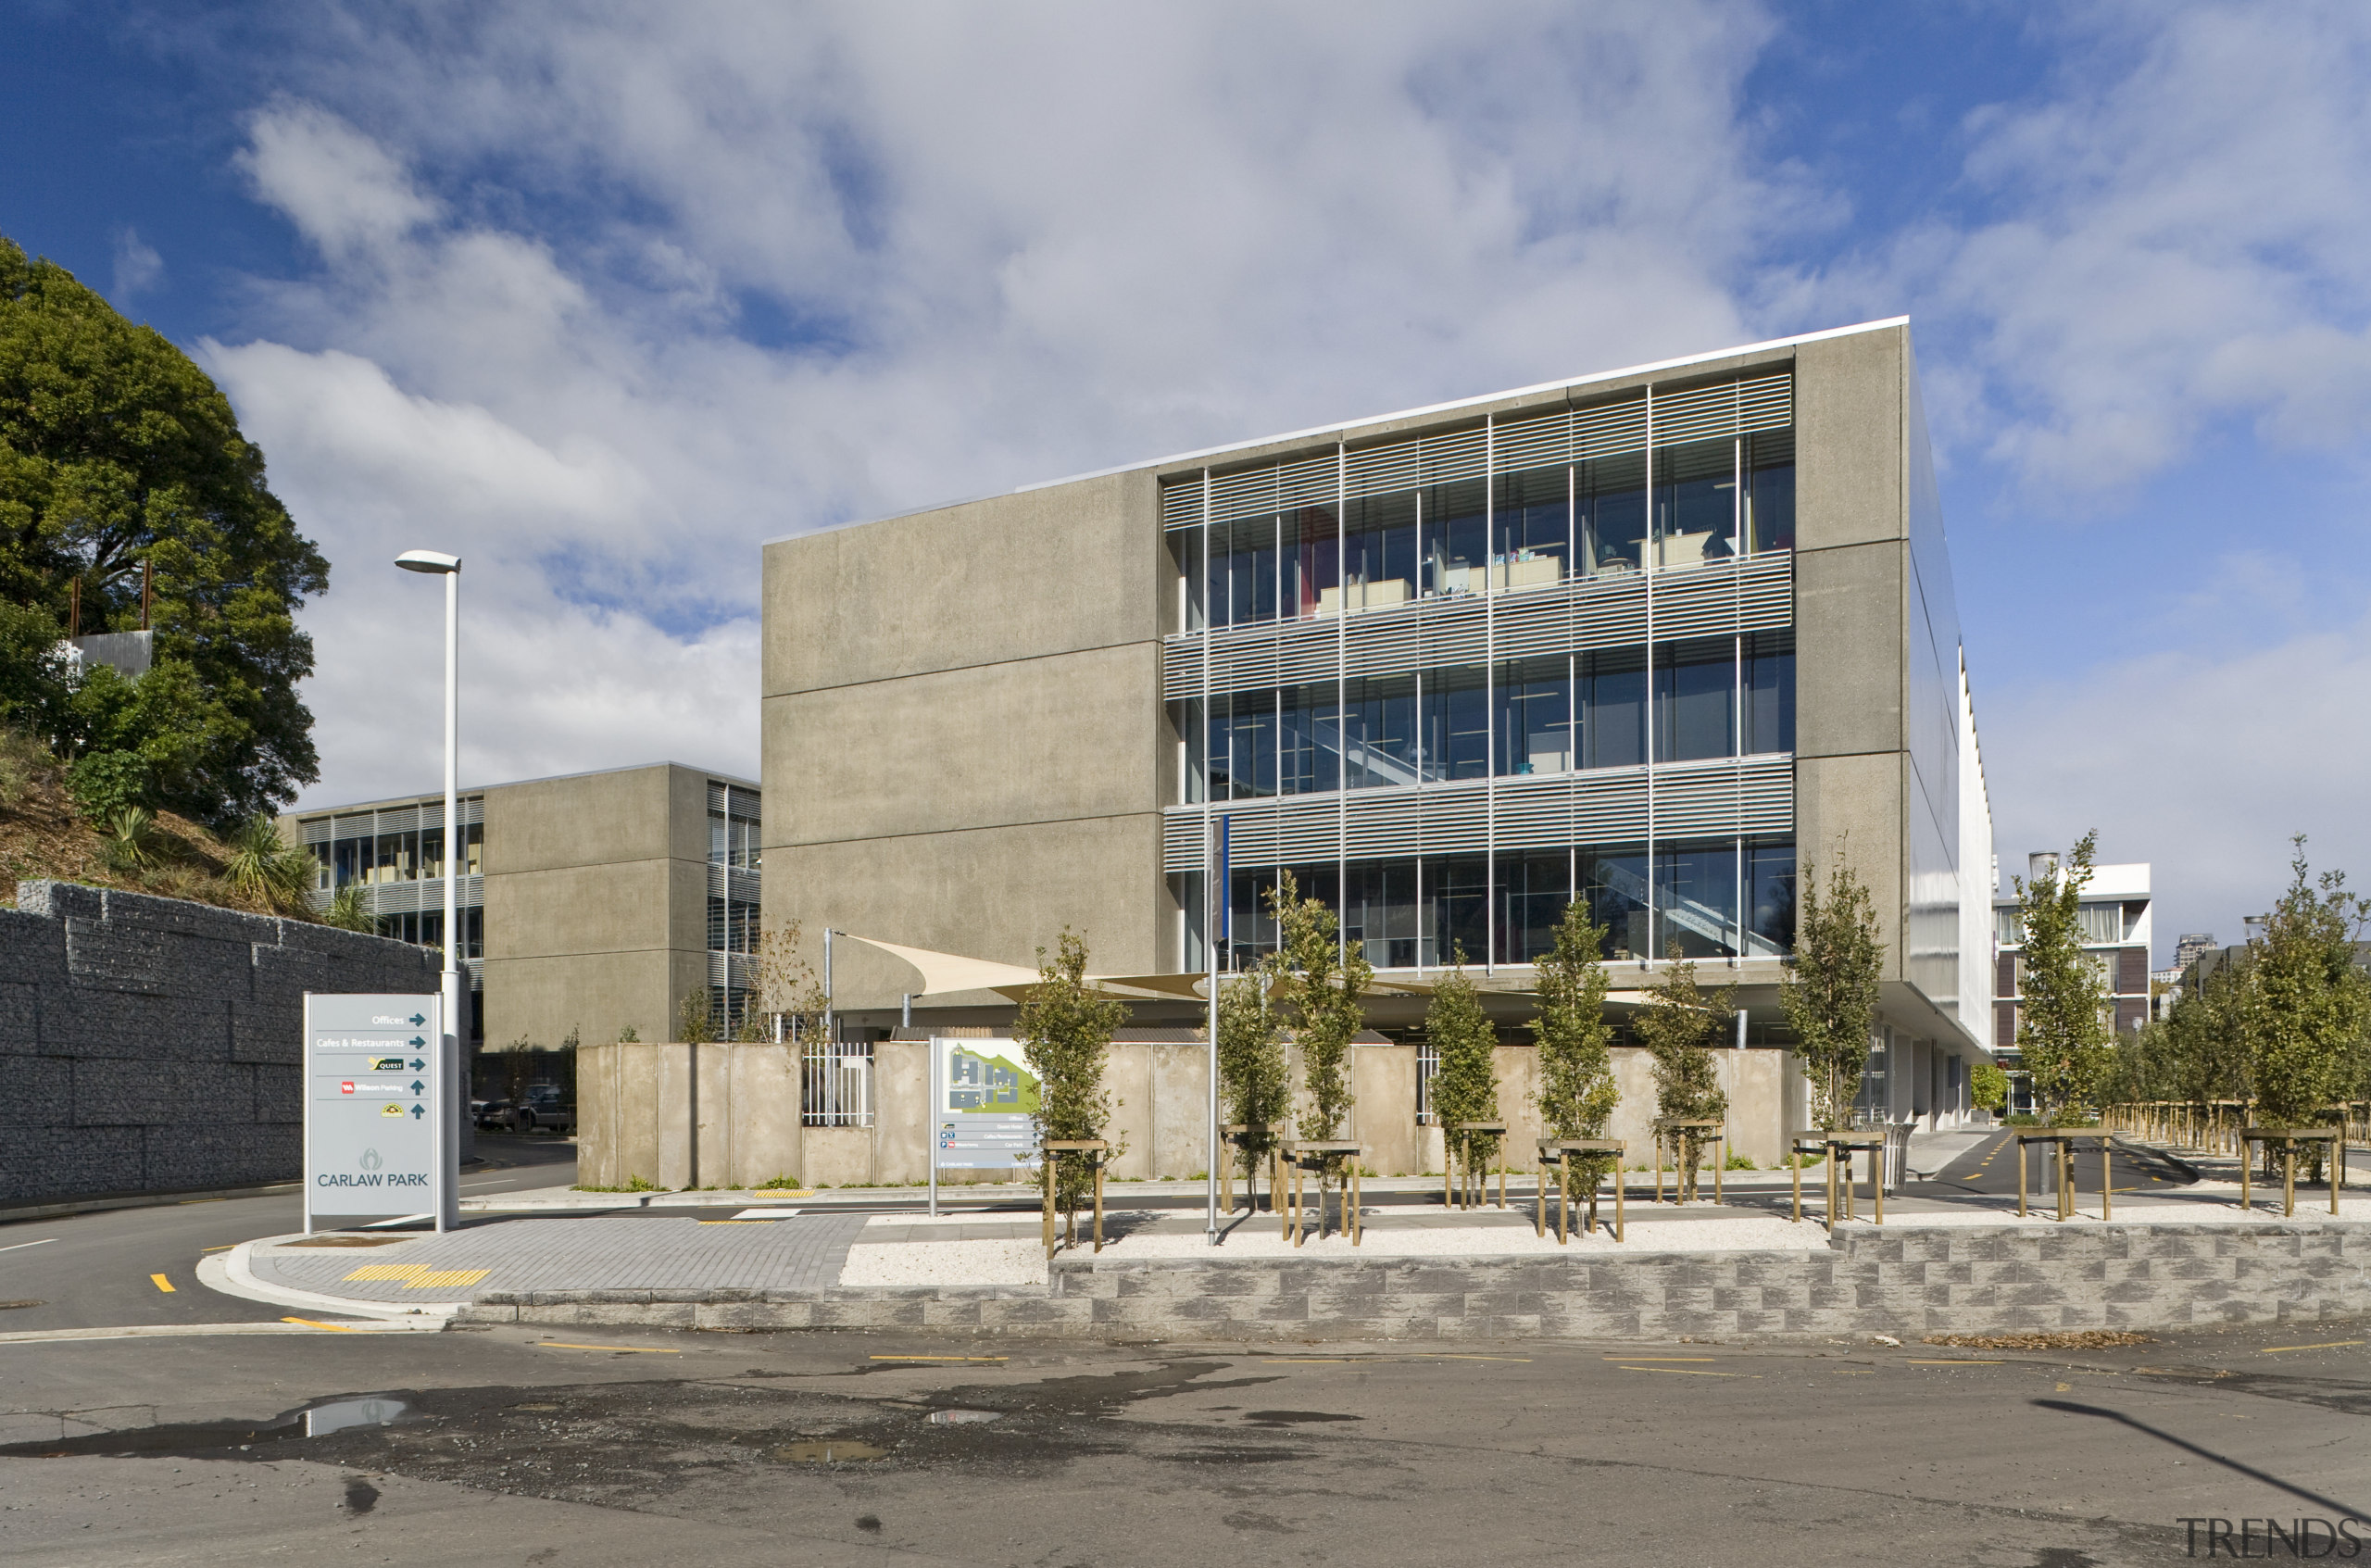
top-left (1989, 853), bottom-right (2153, 1116)
top-left (286, 761), bottom-right (760, 1055)
top-left (764, 319), bottom-right (1996, 1118)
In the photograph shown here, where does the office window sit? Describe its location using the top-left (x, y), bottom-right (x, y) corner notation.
top-left (1209, 512), bottom-right (1279, 628)
top-left (1225, 865), bottom-right (1282, 969)
top-left (1210, 689), bottom-right (1277, 800)
top-left (1345, 859), bottom-right (1420, 969)
top-left (1170, 528), bottom-right (1206, 633)
top-left (1342, 674), bottom-right (1419, 789)
top-left (1654, 637), bottom-right (1736, 762)
top-left (709, 894), bottom-right (759, 953)
top-left (373, 830), bottom-right (413, 884)
top-left (1578, 451), bottom-right (1648, 576)
top-left (1654, 436), bottom-right (1738, 571)
top-left (1743, 629), bottom-right (1796, 755)
top-left (1656, 839), bottom-right (1739, 960)
top-left (1279, 681), bottom-right (1343, 796)
top-left (1495, 655), bottom-right (1572, 776)
top-left (1341, 490), bottom-right (1418, 612)
top-left (1171, 699), bottom-right (1206, 804)
top-left (1283, 505), bottom-right (1339, 621)
top-left (1421, 855), bottom-right (1489, 966)
top-left (1996, 908), bottom-right (2025, 946)
top-left (1580, 844), bottom-right (1650, 960)
top-left (1494, 849), bottom-right (1572, 964)
top-left (1491, 466), bottom-right (1570, 591)
top-left (1747, 838), bottom-right (1797, 956)
top-left (1579, 646), bottom-right (1648, 769)
top-left (1420, 664), bottom-right (1490, 782)
top-left (1421, 480), bottom-right (1488, 600)
top-left (1748, 428), bottom-right (1794, 553)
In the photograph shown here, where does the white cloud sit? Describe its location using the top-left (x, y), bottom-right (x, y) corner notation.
top-left (202, 5), bottom-right (1812, 808)
top-left (110, 227), bottom-right (162, 302)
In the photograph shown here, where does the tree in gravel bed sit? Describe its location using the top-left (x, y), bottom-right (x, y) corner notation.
top-left (1268, 871), bottom-right (1371, 1148)
top-left (1425, 946), bottom-right (1499, 1198)
top-left (2015, 832), bottom-right (2112, 1125)
top-left (1779, 856), bottom-right (1885, 1131)
top-left (2244, 838), bottom-right (2371, 1182)
top-left (1635, 960), bottom-right (1734, 1199)
top-left (1015, 927), bottom-right (1127, 1222)
top-left (1533, 899), bottom-right (1620, 1186)
top-left (1214, 962), bottom-right (1289, 1204)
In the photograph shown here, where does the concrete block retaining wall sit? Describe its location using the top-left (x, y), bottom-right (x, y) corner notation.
top-left (457, 1221), bottom-right (2371, 1343)
top-left (0, 881), bottom-right (440, 1203)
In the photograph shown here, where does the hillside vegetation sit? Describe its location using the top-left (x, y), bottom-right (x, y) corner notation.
top-left (0, 728), bottom-right (332, 921)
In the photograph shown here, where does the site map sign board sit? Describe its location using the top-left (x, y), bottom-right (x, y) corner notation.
top-left (304, 993), bottom-right (452, 1231)
top-left (930, 1037), bottom-right (1041, 1173)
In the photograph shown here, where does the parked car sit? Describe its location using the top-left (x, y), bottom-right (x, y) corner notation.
top-left (473, 1097), bottom-right (511, 1130)
top-left (506, 1084), bottom-right (576, 1135)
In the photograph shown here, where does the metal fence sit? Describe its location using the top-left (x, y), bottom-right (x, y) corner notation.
top-left (802, 1040), bottom-right (874, 1127)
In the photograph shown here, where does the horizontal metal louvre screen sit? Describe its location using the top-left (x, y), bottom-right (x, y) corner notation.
top-left (1343, 610), bottom-right (1420, 678)
top-left (1419, 599), bottom-right (1488, 665)
top-left (1652, 569), bottom-right (1742, 641)
top-left (1491, 408), bottom-right (1569, 470)
top-left (1344, 792), bottom-right (1419, 859)
top-left (1491, 590), bottom-right (1572, 659)
top-left (1491, 775), bottom-right (1574, 850)
top-left (1571, 395), bottom-right (1650, 461)
top-left (1650, 372), bottom-right (1794, 446)
top-left (1276, 455), bottom-right (1337, 509)
top-left (300, 818), bottom-right (330, 844)
top-left (1160, 642), bottom-right (1202, 702)
top-left (1273, 621), bottom-right (1341, 684)
top-left (1344, 440), bottom-right (1417, 499)
top-left (1573, 771), bottom-right (1650, 840)
top-left (1737, 555), bottom-right (1792, 629)
top-left (1276, 797), bottom-right (1341, 860)
top-left (1162, 811), bottom-right (1203, 872)
top-left (706, 783), bottom-right (725, 813)
top-left (1161, 479), bottom-right (1204, 531)
top-left (1571, 576), bottom-right (1649, 645)
top-left (1654, 762), bottom-right (1740, 837)
top-left (1739, 756), bottom-right (1795, 833)
top-left (1420, 784), bottom-right (1490, 854)
top-left (1420, 426), bottom-right (1487, 485)
top-left (1207, 454), bottom-right (1336, 524)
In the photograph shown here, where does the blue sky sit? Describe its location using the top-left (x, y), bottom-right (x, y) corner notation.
top-left (6, 1), bottom-right (2369, 960)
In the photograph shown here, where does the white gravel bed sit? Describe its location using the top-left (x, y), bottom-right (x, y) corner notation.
top-left (839, 1239), bottom-right (1048, 1287)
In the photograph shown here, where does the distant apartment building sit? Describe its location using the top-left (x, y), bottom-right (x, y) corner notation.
top-left (1991, 852), bottom-right (2153, 1110)
top-left (284, 762), bottom-right (759, 1054)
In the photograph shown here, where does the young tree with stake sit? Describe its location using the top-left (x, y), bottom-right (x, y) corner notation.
top-left (1532, 899), bottom-right (1619, 1184)
top-left (1424, 947), bottom-right (1499, 1198)
top-left (1635, 960), bottom-right (1735, 1198)
top-left (2015, 832), bottom-right (2112, 1124)
top-left (1779, 858), bottom-right (1886, 1130)
top-left (1016, 929), bottom-right (1127, 1223)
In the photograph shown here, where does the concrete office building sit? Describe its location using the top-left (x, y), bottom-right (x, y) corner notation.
top-left (286, 762), bottom-right (760, 1054)
top-left (763, 319), bottom-right (1996, 1124)
top-left (1990, 853), bottom-right (2153, 1115)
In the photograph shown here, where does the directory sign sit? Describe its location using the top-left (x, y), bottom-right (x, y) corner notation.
top-left (304, 993), bottom-right (451, 1231)
top-left (930, 1036), bottom-right (1041, 1172)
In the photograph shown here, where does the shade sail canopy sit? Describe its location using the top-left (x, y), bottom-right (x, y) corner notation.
top-left (835, 935), bottom-right (1047, 996)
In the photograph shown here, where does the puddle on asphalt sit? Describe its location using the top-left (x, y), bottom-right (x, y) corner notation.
top-left (926, 1409), bottom-right (1002, 1425)
top-left (774, 1439), bottom-right (887, 1462)
top-left (1242, 1410), bottom-right (1362, 1424)
top-left (306, 1398), bottom-right (409, 1436)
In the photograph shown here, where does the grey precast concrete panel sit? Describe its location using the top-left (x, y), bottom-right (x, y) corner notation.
top-left (305, 993), bottom-right (447, 1227)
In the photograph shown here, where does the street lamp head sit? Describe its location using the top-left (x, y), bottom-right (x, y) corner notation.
top-left (395, 549), bottom-right (462, 574)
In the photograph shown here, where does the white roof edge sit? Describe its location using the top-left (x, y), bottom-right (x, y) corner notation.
top-left (764, 316), bottom-right (1910, 546)
top-left (289, 759), bottom-right (759, 819)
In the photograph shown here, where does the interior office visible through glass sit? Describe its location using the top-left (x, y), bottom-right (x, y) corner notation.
top-left (1172, 633), bottom-right (1790, 803)
top-left (1173, 422), bottom-right (1796, 632)
top-left (1195, 839), bottom-right (1794, 970)
top-left (312, 817), bottom-right (484, 889)
top-left (372, 907), bottom-right (483, 960)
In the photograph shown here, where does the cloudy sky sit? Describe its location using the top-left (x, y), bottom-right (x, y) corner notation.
top-left (6, 1), bottom-right (2369, 960)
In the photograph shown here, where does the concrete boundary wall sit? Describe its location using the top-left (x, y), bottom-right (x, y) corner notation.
top-left (458, 1222), bottom-right (2371, 1343)
top-left (0, 881), bottom-right (441, 1203)
top-left (576, 1036), bottom-right (1810, 1190)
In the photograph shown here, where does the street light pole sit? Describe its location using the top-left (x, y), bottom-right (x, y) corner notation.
top-left (396, 549), bottom-right (462, 1231)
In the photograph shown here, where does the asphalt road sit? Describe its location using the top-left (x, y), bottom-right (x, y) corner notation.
top-left (3, 1313), bottom-right (2365, 1566)
top-left (0, 1135), bottom-right (578, 1336)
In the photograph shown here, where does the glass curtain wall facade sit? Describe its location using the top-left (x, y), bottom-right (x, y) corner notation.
top-left (1163, 373), bottom-right (1799, 974)
top-left (297, 796), bottom-right (489, 1029)
top-left (708, 782), bottom-right (763, 1029)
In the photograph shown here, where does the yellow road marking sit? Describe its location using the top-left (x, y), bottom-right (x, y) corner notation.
top-left (537, 1341), bottom-right (681, 1353)
top-left (149, 1273), bottom-right (174, 1293)
top-left (281, 1316), bottom-right (358, 1333)
top-left (868, 1355), bottom-right (1007, 1362)
top-left (1834, 1369), bottom-right (1875, 1374)
top-left (1616, 1366), bottom-right (1754, 1377)
top-left (1429, 1355), bottom-right (1531, 1361)
top-left (342, 1263), bottom-right (487, 1289)
top-left (2261, 1340), bottom-right (2364, 1353)
top-left (201, 1244), bottom-right (237, 1252)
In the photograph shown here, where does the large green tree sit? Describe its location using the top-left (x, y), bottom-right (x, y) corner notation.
top-left (2247, 838), bottom-right (2371, 1136)
top-left (2014, 831), bottom-right (2114, 1123)
top-left (0, 237), bottom-right (328, 825)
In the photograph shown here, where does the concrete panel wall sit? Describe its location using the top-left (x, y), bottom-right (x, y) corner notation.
top-left (1794, 327), bottom-right (1904, 552)
top-left (0, 882), bottom-right (440, 1204)
top-left (483, 952), bottom-right (676, 1054)
top-left (765, 817), bottom-right (1166, 1010)
top-left (1795, 751), bottom-right (1909, 983)
top-left (764, 470), bottom-right (1162, 696)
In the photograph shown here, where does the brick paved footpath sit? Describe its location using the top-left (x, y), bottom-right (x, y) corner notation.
top-left (251, 1213), bottom-right (871, 1303)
